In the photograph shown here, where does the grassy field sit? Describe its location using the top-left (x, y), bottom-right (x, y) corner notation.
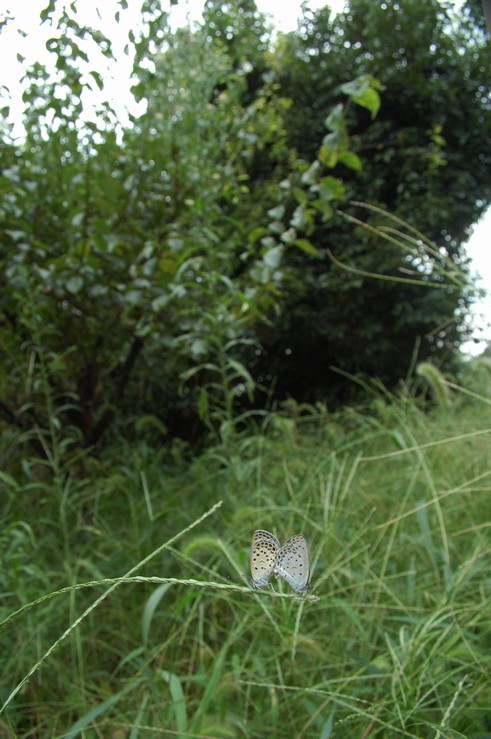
top-left (1, 372), bottom-right (490, 738)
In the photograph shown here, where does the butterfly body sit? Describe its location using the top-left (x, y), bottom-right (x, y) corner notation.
top-left (250, 530), bottom-right (311, 593)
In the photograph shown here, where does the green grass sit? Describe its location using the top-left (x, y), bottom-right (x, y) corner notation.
top-left (1, 381), bottom-right (490, 737)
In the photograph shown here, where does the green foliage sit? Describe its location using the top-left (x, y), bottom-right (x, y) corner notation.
top-left (252, 0), bottom-right (490, 401)
top-left (1, 0), bottom-right (489, 452)
top-left (1, 376), bottom-right (490, 736)
top-left (0, 1), bottom-right (380, 449)
top-left (1, 1), bottom-right (489, 724)
top-left (0, 7), bottom-right (290, 447)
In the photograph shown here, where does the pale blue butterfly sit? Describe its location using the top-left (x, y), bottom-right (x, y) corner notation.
top-left (250, 529), bottom-right (280, 588)
top-left (274, 534), bottom-right (311, 593)
top-left (250, 530), bottom-right (311, 593)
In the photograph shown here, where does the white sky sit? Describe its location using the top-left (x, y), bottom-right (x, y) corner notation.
top-left (1, 0), bottom-right (489, 354)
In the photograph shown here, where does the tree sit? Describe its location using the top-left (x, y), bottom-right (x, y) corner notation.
top-left (1, 0), bottom-right (488, 453)
top-left (0, 4), bottom-right (291, 448)
top-left (245, 0), bottom-right (491, 401)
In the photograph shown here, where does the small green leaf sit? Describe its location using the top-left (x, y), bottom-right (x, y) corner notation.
top-left (353, 87), bottom-right (380, 118)
top-left (263, 244), bottom-right (284, 268)
top-left (340, 75), bottom-right (381, 118)
top-left (267, 205), bottom-right (285, 220)
top-left (293, 239), bottom-right (318, 256)
top-left (89, 71), bottom-right (104, 90)
top-left (290, 205), bottom-right (308, 229)
top-left (191, 339), bottom-right (207, 358)
top-left (142, 584), bottom-right (173, 647)
top-left (66, 276), bottom-right (84, 294)
top-left (248, 227), bottom-right (268, 244)
top-left (65, 684), bottom-right (137, 738)
top-left (338, 151), bottom-right (362, 171)
top-left (151, 294), bottom-right (169, 311)
top-left (292, 187), bottom-right (308, 205)
top-left (268, 220), bottom-right (285, 235)
top-left (318, 143), bottom-right (339, 169)
top-left (318, 176), bottom-right (345, 201)
top-left (159, 670), bottom-right (187, 734)
top-left (71, 212), bottom-right (84, 228)
top-left (312, 200), bottom-right (334, 221)
top-left (300, 161), bottom-right (320, 185)
top-left (280, 227), bottom-right (297, 244)
top-left (0, 472), bottom-right (19, 489)
top-left (324, 104), bottom-right (346, 134)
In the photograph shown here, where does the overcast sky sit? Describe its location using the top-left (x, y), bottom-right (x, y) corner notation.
top-left (1, 0), bottom-right (489, 353)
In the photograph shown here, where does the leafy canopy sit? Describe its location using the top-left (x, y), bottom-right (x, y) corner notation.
top-left (0, 0), bottom-right (488, 449)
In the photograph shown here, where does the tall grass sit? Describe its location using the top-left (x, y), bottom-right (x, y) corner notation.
top-left (1, 374), bottom-right (490, 737)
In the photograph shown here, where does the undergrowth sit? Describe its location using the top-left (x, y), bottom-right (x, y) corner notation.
top-left (0, 377), bottom-right (490, 738)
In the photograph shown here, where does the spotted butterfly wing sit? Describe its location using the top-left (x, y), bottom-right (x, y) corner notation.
top-left (250, 529), bottom-right (280, 589)
top-left (275, 534), bottom-right (310, 593)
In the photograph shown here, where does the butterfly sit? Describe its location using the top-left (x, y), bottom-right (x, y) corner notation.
top-left (274, 533), bottom-right (311, 594)
top-left (250, 529), bottom-right (280, 589)
top-left (250, 529), bottom-right (311, 593)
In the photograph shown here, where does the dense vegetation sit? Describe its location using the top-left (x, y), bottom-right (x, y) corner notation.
top-left (0, 0), bottom-right (490, 736)
top-left (250, 0), bottom-right (491, 398)
top-left (1, 367), bottom-right (490, 736)
top-left (1, 0), bottom-right (490, 447)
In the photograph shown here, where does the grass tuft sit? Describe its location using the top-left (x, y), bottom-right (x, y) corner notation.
top-left (1, 378), bottom-right (490, 736)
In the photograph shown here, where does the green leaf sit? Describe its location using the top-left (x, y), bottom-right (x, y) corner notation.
top-left (159, 670), bottom-right (187, 734)
top-left (318, 142), bottom-right (339, 168)
top-left (263, 244), bottom-right (284, 268)
top-left (292, 186), bottom-right (308, 205)
top-left (312, 199), bottom-right (333, 221)
top-left (318, 176), bottom-right (345, 201)
top-left (354, 87), bottom-right (381, 118)
top-left (65, 683), bottom-right (138, 738)
top-left (300, 161), bottom-right (320, 185)
top-left (290, 205), bottom-right (310, 229)
top-left (189, 645), bottom-right (228, 733)
top-left (0, 472), bottom-right (19, 489)
top-left (248, 227), bottom-right (268, 244)
top-left (338, 151), bottom-right (362, 171)
top-left (324, 104), bottom-right (346, 134)
top-left (340, 75), bottom-right (381, 118)
top-left (293, 239), bottom-right (318, 256)
top-left (142, 584), bottom-right (173, 646)
top-left (71, 212), bottom-right (84, 228)
top-left (280, 227), bottom-right (297, 244)
top-left (267, 205), bottom-right (285, 220)
top-left (66, 276), bottom-right (84, 294)
top-left (89, 71), bottom-right (104, 90)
